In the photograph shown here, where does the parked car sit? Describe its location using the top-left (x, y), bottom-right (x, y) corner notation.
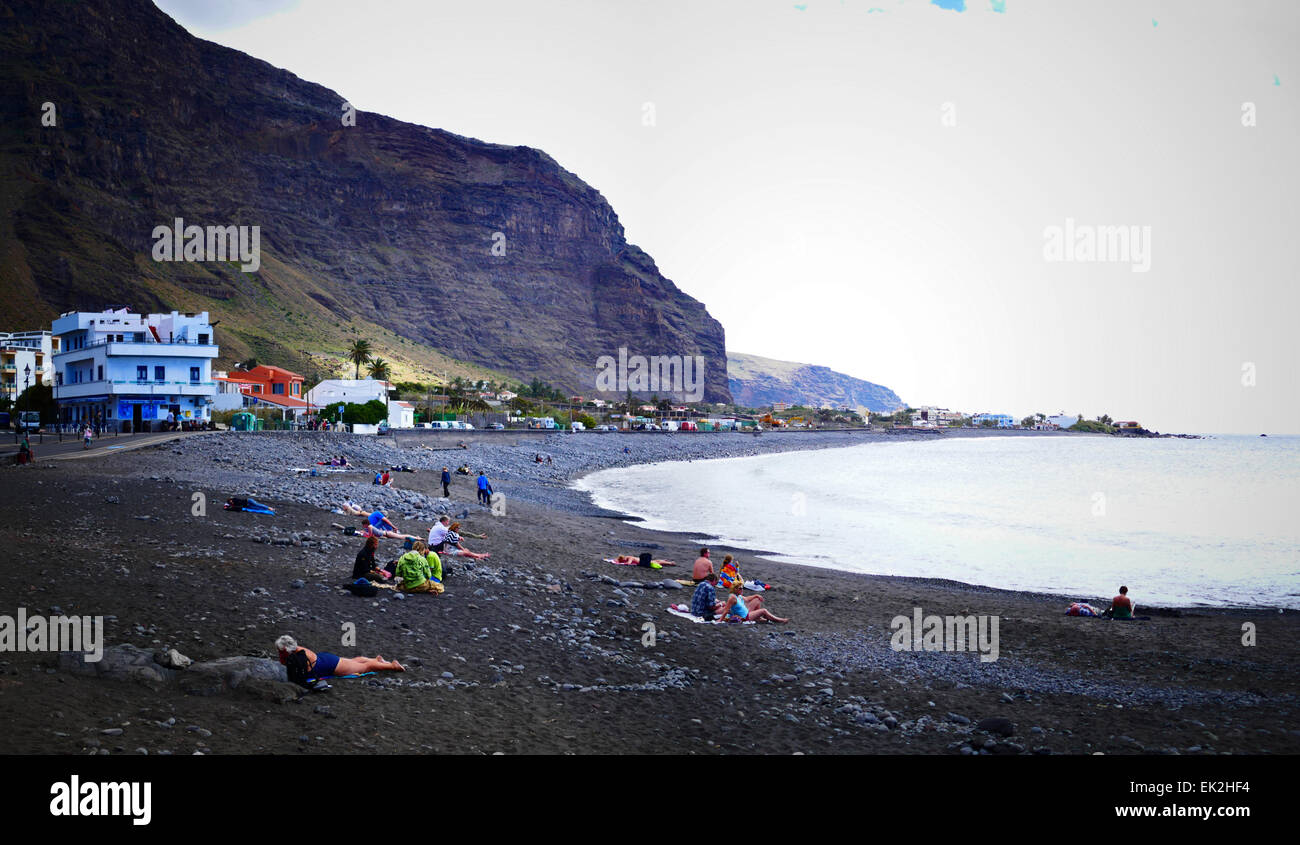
top-left (377, 420), bottom-right (390, 435)
top-left (15, 411), bottom-right (41, 433)
top-left (488, 423), bottom-right (505, 430)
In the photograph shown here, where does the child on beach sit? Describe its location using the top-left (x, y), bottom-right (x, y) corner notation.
top-left (82, 426), bottom-right (93, 449)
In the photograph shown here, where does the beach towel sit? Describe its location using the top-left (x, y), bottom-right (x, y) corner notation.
top-left (1065, 602), bottom-right (1101, 617)
top-left (666, 603), bottom-right (754, 625)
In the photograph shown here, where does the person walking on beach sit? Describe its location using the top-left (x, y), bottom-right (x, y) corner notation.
top-left (476, 471), bottom-right (492, 506)
top-left (441, 466), bottom-right (451, 498)
top-left (1106, 585), bottom-right (1136, 619)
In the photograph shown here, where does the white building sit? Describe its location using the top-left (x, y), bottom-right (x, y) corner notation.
top-left (51, 308), bottom-right (218, 430)
top-left (1048, 414), bottom-right (1079, 429)
top-left (1, 330), bottom-right (57, 402)
top-left (306, 378), bottom-right (393, 408)
top-left (306, 377), bottom-right (414, 428)
top-left (910, 406), bottom-right (963, 428)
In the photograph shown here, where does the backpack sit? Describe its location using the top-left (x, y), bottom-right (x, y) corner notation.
top-left (284, 649), bottom-right (313, 688)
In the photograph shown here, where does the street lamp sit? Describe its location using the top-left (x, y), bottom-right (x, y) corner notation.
top-left (23, 364), bottom-right (30, 394)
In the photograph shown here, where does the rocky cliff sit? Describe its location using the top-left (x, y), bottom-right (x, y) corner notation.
top-left (727, 351), bottom-right (903, 412)
top-left (0, 0), bottom-right (730, 399)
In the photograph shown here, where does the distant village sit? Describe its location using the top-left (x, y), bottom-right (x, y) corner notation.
top-left (2, 307), bottom-right (1146, 436)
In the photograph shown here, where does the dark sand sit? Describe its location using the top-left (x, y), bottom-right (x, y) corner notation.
top-left (0, 431), bottom-right (1296, 755)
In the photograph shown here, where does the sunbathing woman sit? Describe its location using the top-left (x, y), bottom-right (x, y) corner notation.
top-left (275, 634), bottom-right (403, 687)
top-left (441, 522), bottom-right (490, 559)
top-left (721, 582), bottom-right (788, 624)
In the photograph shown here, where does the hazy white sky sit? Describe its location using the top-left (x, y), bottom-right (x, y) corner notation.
top-left (155, 0), bottom-right (1298, 433)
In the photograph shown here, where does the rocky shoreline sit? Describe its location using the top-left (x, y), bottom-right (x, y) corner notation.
top-left (0, 429), bottom-right (1295, 756)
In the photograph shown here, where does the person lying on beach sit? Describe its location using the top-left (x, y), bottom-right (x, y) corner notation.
top-left (339, 500), bottom-right (366, 516)
top-left (1106, 585), bottom-right (1136, 619)
top-left (611, 554), bottom-right (675, 568)
top-left (276, 634), bottom-right (403, 688)
top-left (352, 535), bottom-right (394, 581)
top-left (390, 465), bottom-right (416, 473)
top-left (441, 522), bottom-right (490, 559)
top-left (721, 581), bottom-right (788, 624)
top-left (691, 548), bottom-right (714, 582)
top-left (396, 540), bottom-right (444, 594)
top-left (456, 465), bottom-right (471, 475)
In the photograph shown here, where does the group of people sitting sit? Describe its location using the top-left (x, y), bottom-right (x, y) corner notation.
top-left (320, 455), bottom-right (349, 467)
top-left (688, 547), bottom-right (789, 623)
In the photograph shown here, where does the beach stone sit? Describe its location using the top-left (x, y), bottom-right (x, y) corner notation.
top-left (661, 579), bottom-right (683, 590)
top-left (977, 717), bottom-right (1016, 737)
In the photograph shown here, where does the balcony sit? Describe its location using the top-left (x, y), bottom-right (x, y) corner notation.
top-left (55, 379), bottom-right (217, 400)
top-left (54, 337), bottom-right (218, 361)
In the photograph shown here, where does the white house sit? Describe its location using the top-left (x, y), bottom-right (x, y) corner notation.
top-left (306, 377), bottom-right (416, 428)
top-left (1048, 414), bottom-right (1079, 429)
top-left (51, 308), bottom-right (218, 430)
top-left (306, 378), bottom-right (393, 408)
top-left (1, 330), bottom-right (57, 402)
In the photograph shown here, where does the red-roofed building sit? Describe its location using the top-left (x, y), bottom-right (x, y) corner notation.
top-left (215, 365), bottom-right (309, 417)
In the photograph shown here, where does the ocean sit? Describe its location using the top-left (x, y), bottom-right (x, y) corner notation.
top-left (574, 434), bottom-right (1300, 609)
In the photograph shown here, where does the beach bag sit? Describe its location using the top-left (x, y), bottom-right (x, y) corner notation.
top-left (345, 579), bottom-right (379, 598)
top-left (284, 650), bottom-right (313, 688)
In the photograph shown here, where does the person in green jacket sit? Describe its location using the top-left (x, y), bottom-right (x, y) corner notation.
top-left (397, 540), bottom-right (444, 595)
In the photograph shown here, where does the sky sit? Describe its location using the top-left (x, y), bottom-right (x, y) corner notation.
top-left (153, 0), bottom-right (1298, 434)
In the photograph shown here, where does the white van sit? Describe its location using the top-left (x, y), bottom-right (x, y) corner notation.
top-left (570, 421), bottom-right (585, 431)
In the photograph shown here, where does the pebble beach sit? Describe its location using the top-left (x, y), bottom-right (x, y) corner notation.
top-left (1, 428), bottom-right (1296, 755)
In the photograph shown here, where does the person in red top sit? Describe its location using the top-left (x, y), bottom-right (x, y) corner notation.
top-left (1107, 585), bottom-right (1135, 619)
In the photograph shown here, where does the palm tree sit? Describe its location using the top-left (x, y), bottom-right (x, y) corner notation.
top-left (347, 340), bottom-right (372, 380)
top-left (367, 358), bottom-right (392, 427)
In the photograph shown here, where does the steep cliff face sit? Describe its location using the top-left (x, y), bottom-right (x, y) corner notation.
top-left (0, 0), bottom-right (730, 399)
top-left (727, 351), bottom-right (903, 412)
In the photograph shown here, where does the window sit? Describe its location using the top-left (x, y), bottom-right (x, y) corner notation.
top-left (97, 365), bottom-right (103, 381)
top-left (137, 365), bottom-right (148, 382)
top-left (154, 365), bottom-right (165, 382)
top-left (197, 334), bottom-right (209, 345)
top-left (273, 383), bottom-right (285, 394)
top-left (291, 383), bottom-right (300, 395)
top-left (190, 367), bottom-right (200, 383)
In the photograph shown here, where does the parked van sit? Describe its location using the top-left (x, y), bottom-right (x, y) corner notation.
top-left (569, 421), bottom-right (585, 431)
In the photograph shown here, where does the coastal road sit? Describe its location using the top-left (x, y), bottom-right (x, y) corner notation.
top-left (0, 429), bottom-right (203, 461)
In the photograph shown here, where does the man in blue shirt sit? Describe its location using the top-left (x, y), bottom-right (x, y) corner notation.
top-left (690, 573), bottom-right (720, 621)
top-left (441, 466), bottom-right (451, 498)
top-left (477, 472), bottom-right (492, 506)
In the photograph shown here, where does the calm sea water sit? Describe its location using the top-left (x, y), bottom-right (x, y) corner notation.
top-left (575, 435), bottom-right (1300, 609)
